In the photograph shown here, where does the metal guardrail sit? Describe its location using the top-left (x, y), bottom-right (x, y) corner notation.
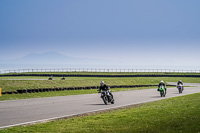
top-left (1, 84), bottom-right (176, 95)
top-left (0, 68), bottom-right (200, 74)
top-left (0, 74), bottom-right (200, 78)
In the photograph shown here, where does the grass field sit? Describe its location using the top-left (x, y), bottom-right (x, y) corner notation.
top-left (0, 76), bottom-right (160, 91)
top-left (1, 92), bottom-right (200, 133)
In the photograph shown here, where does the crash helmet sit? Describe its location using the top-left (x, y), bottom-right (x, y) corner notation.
top-left (161, 80), bottom-right (164, 83)
top-left (100, 81), bottom-right (104, 86)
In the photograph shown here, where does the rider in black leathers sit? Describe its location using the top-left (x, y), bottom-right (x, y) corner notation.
top-left (177, 80), bottom-right (183, 86)
top-left (177, 80), bottom-right (184, 90)
top-left (158, 80), bottom-right (167, 94)
top-left (98, 81), bottom-right (114, 99)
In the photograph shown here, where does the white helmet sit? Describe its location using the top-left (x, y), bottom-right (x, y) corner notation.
top-left (179, 80), bottom-right (182, 82)
top-left (161, 80), bottom-right (164, 83)
top-left (100, 81), bottom-right (104, 86)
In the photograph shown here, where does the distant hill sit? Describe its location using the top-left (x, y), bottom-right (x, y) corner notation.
top-left (0, 51), bottom-right (104, 65)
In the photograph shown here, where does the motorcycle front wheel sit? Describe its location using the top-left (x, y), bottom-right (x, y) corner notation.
top-left (179, 88), bottom-right (182, 93)
top-left (160, 91), bottom-right (163, 97)
top-left (103, 96), bottom-right (108, 105)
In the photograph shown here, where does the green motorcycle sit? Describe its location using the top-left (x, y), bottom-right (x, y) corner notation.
top-left (158, 85), bottom-right (166, 97)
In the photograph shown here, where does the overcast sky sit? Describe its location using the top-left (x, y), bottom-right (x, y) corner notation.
top-left (0, 0), bottom-right (200, 67)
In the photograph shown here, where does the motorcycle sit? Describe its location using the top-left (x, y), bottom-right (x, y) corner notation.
top-left (98, 90), bottom-right (114, 105)
top-left (177, 84), bottom-right (183, 93)
top-left (48, 75), bottom-right (53, 80)
top-left (158, 85), bottom-right (166, 97)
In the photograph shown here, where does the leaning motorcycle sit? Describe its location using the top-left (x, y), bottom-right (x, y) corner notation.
top-left (158, 85), bottom-right (166, 97)
top-left (177, 84), bottom-right (183, 93)
top-left (98, 90), bottom-right (114, 105)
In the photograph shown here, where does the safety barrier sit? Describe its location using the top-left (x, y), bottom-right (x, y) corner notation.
top-left (1, 85), bottom-right (176, 95)
top-left (0, 73), bottom-right (200, 78)
top-left (0, 68), bottom-right (200, 74)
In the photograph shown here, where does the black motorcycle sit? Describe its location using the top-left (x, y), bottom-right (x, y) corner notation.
top-left (98, 90), bottom-right (114, 105)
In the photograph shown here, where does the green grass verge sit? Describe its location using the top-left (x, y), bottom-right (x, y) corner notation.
top-left (1, 92), bottom-right (200, 133)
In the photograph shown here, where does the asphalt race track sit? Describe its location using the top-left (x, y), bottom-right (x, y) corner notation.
top-left (0, 82), bottom-right (200, 129)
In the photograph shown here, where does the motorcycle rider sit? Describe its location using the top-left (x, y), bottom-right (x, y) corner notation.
top-left (177, 80), bottom-right (183, 86)
top-left (158, 80), bottom-right (167, 94)
top-left (177, 80), bottom-right (183, 90)
top-left (98, 81), bottom-right (114, 100)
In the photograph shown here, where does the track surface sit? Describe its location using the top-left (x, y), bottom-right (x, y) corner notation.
top-left (0, 82), bottom-right (200, 129)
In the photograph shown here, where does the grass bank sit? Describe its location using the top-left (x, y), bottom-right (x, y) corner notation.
top-left (1, 92), bottom-right (200, 133)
